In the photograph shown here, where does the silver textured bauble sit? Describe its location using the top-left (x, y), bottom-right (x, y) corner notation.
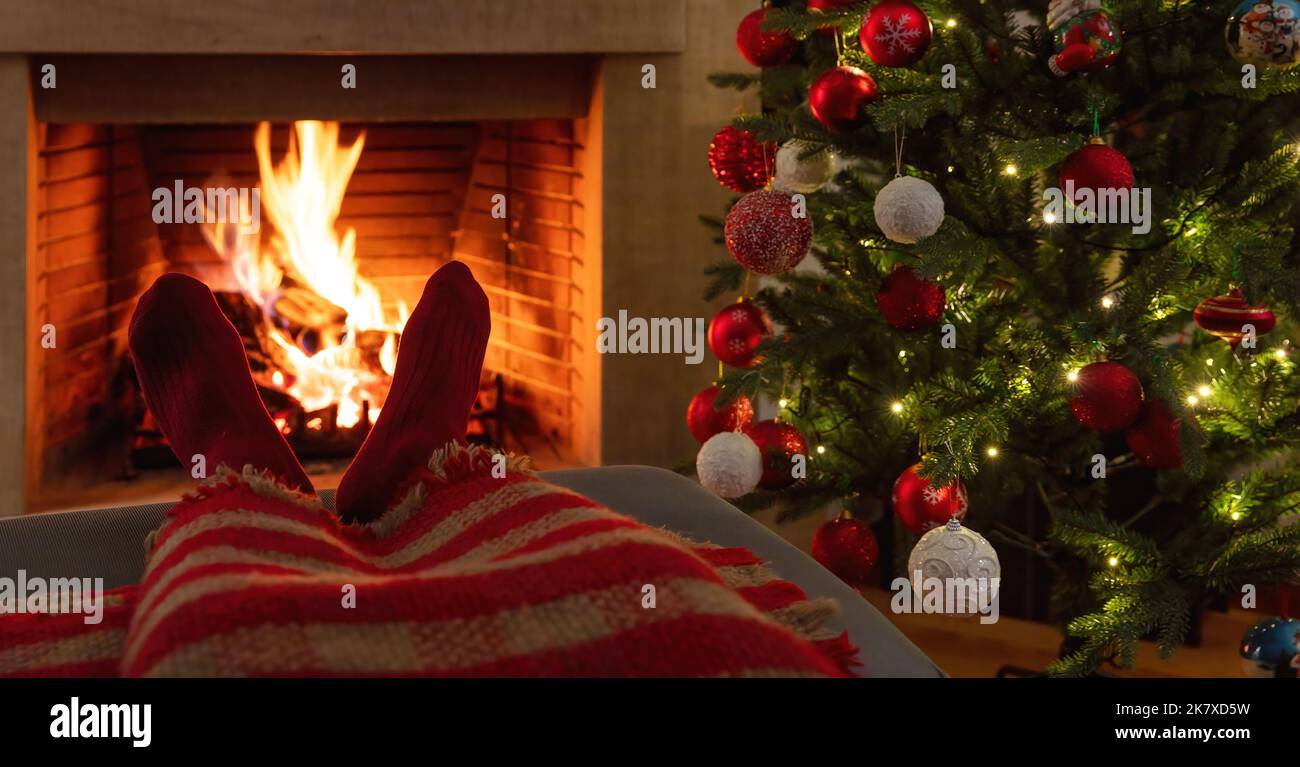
top-left (775, 140), bottom-right (836, 194)
top-left (696, 431), bottom-right (762, 499)
top-left (874, 175), bottom-right (944, 244)
top-left (907, 518), bottom-right (1001, 609)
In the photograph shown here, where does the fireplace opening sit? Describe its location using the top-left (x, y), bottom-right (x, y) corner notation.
top-left (31, 117), bottom-right (597, 511)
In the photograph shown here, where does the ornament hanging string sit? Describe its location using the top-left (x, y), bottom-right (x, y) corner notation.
top-left (893, 126), bottom-right (906, 178)
top-left (1092, 108), bottom-right (1100, 138)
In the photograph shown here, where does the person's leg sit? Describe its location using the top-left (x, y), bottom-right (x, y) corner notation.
top-left (128, 272), bottom-right (313, 493)
top-left (335, 260), bottom-right (490, 523)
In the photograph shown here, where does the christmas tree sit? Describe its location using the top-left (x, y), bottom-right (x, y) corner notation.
top-left (698, 0), bottom-right (1300, 675)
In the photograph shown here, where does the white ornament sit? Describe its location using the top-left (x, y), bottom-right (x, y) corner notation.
top-left (696, 431), bottom-right (762, 499)
top-left (775, 140), bottom-right (836, 194)
top-left (907, 518), bottom-right (1001, 614)
top-left (874, 175), bottom-right (944, 244)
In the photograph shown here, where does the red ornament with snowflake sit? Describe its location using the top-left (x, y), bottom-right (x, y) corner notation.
top-left (708, 126), bottom-right (774, 193)
top-left (893, 462), bottom-right (968, 535)
top-left (812, 515), bottom-right (880, 583)
top-left (708, 300), bottom-right (772, 368)
top-left (736, 7), bottom-right (799, 68)
top-left (861, 0), bottom-right (933, 68)
top-left (725, 189), bottom-right (813, 274)
top-left (744, 419), bottom-right (808, 490)
top-left (686, 385), bottom-right (756, 443)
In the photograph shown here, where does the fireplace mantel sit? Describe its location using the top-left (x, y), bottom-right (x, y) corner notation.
top-left (1, 0), bottom-right (685, 55)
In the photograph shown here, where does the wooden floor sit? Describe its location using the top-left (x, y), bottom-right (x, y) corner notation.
top-left (752, 506), bottom-right (1259, 678)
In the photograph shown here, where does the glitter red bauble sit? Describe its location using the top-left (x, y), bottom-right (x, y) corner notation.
top-left (708, 300), bottom-right (772, 368)
top-left (1059, 139), bottom-right (1134, 206)
top-left (724, 190), bottom-right (813, 275)
top-left (1069, 361), bottom-right (1144, 432)
top-left (808, 66), bottom-right (880, 132)
top-left (892, 463), bottom-right (968, 535)
top-left (1125, 399), bottom-right (1183, 470)
top-left (737, 7), bottom-right (799, 68)
top-left (1194, 288), bottom-right (1276, 349)
top-left (743, 419), bottom-right (808, 490)
top-left (812, 516), bottom-right (879, 584)
top-left (686, 385), bottom-right (756, 444)
top-left (708, 126), bottom-right (775, 193)
top-left (876, 264), bottom-right (945, 331)
top-left (861, 0), bottom-right (933, 68)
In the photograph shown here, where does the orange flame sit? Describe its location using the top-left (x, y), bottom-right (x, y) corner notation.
top-left (202, 121), bottom-right (407, 429)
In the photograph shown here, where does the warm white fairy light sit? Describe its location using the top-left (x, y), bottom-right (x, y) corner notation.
top-left (1003, 163), bottom-right (1018, 176)
top-left (1100, 295), bottom-right (1114, 309)
top-left (1107, 556), bottom-right (1119, 568)
top-left (816, 445), bottom-right (826, 455)
top-left (778, 398), bottom-right (789, 409)
top-left (946, 18), bottom-right (957, 28)
top-left (1205, 357), bottom-right (1215, 366)
top-left (1044, 210), bottom-right (1057, 224)
top-left (1275, 349), bottom-right (1288, 360)
top-left (986, 446), bottom-right (1000, 457)
top-left (1197, 384), bottom-right (1211, 398)
top-left (1186, 394), bottom-right (1200, 407)
top-left (1231, 511), bottom-right (1242, 521)
top-left (1067, 368), bottom-right (1080, 383)
top-left (891, 401), bottom-right (904, 414)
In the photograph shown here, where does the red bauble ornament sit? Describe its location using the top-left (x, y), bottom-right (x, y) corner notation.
top-left (876, 265), bottom-right (945, 331)
top-left (1194, 288), bottom-right (1276, 349)
top-left (808, 66), bottom-right (880, 132)
top-left (812, 516), bottom-right (879, 584)
top-left (743, 419), bottom-right (808, 490)
top-left (708, 300), bottom-right (772, 368)
top-left (861, 0), bottom-right (933, 68)
top-left (686, 385), bottom-right (755, 444)
top-left (708, 126), bottom-right (774, 193)
top-left (1059, 138), bottom-right (1134, 206)
top-left (892, 463), bottom-right (968, 535)
top-left (1069, 360), bottom-right (1144, 432)
top-left (1125, 399), bottom-right (1183, 470)
top-left (737, 7), bottom-right (798, 68)
top-left (725, 190), bottom-right (813, 275)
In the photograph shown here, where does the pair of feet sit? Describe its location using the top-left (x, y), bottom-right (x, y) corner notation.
top-left (128, 261), bottom-right (491, 523)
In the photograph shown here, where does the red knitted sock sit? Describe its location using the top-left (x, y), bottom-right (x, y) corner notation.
top-left (128, 273), bottom-right (314, 493)
top-left (336, 261), bottom-right (491, 522)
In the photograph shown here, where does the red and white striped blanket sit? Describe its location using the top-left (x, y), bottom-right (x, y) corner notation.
top-left (2, 445), bottom-right (857, 677)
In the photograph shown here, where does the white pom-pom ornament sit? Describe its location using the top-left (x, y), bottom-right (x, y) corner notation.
top-left (874, 175), bottom-right (944, 244)
top-left (907, 518), bottom-right (1001, 615)
top-left (775, 140), bottom-right (836, 194)
top-left (696, 431), bottom-right (762, 499)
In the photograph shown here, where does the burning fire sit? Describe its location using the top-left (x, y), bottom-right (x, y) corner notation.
top-left (202, 121), bottom-right (407, 429)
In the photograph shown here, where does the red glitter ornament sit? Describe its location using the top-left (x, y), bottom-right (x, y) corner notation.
top-left (708, 300), bottom-right (772, 368)
top-left (708, 126), bottom-right (774, 193)
top-left (1125, 399), bottom-right (1183, 470)
top-left (736, 7), bottom-right (799, 68)
top-left (812, 516), bottom-right (879, 584)
top-left (744, 419), bottom-right (808, 490)
top-left (1069, 360), bottom-right (1144, 432)
top-left (725, 190), bottom-right (813, 275)
top-left (686, 385), bottom-right (755, 444)
top-left (1194, 288), bottom-right (1276, 349)
top-left (1059, 137), bottom-right (1134, 207)
top-left (876, 264), bottom-right (945, 331)
top-left (808, 66), bottom-right (880, 132)
top-left (893, 463), bottom-right (968, 535)
top-left (861, 0), bottom-right (933, 68)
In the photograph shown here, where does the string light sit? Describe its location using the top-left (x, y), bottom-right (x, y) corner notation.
top-left (1186, 394), bottom-right (1199, 407)
top-left (891, 401), bottom-right (904, 414)
top-left (1003, 163), bottom-right (1019, 176)
top-left (1100, 295), bottom-right (1114, 309)
top-left (1107, 556), bottom-right (1119, 568)
top-left (1197, 384), bottom-right (1211, 398)
top-left (986, 446), bottom-right (1000, 457)
top-left (947, 165), bottom-right (955, 173)
top-left (946, 18), bottom-right (957, 28)
top-left (1067, 368), bottom-right (1080, 383)
top-left (816, 445), bottom-right (826, 455)
top-left (1275, 349), bottom-right (1288, 360)
top-left (1044, 210), bottom-right (1057, 224)
top-left (1230, 511), bottom-right (1242, 522)
top-left (1205, 357), bottom-right (1215, 366)
top-left (778, 398), bottom-right (789, 409)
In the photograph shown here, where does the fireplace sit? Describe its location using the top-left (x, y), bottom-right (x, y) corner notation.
top-left (0, 0), bottom-right (753, 515)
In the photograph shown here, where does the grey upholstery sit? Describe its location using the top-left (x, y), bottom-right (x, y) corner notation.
top-left (0, 466), bottom-right (944, 678)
